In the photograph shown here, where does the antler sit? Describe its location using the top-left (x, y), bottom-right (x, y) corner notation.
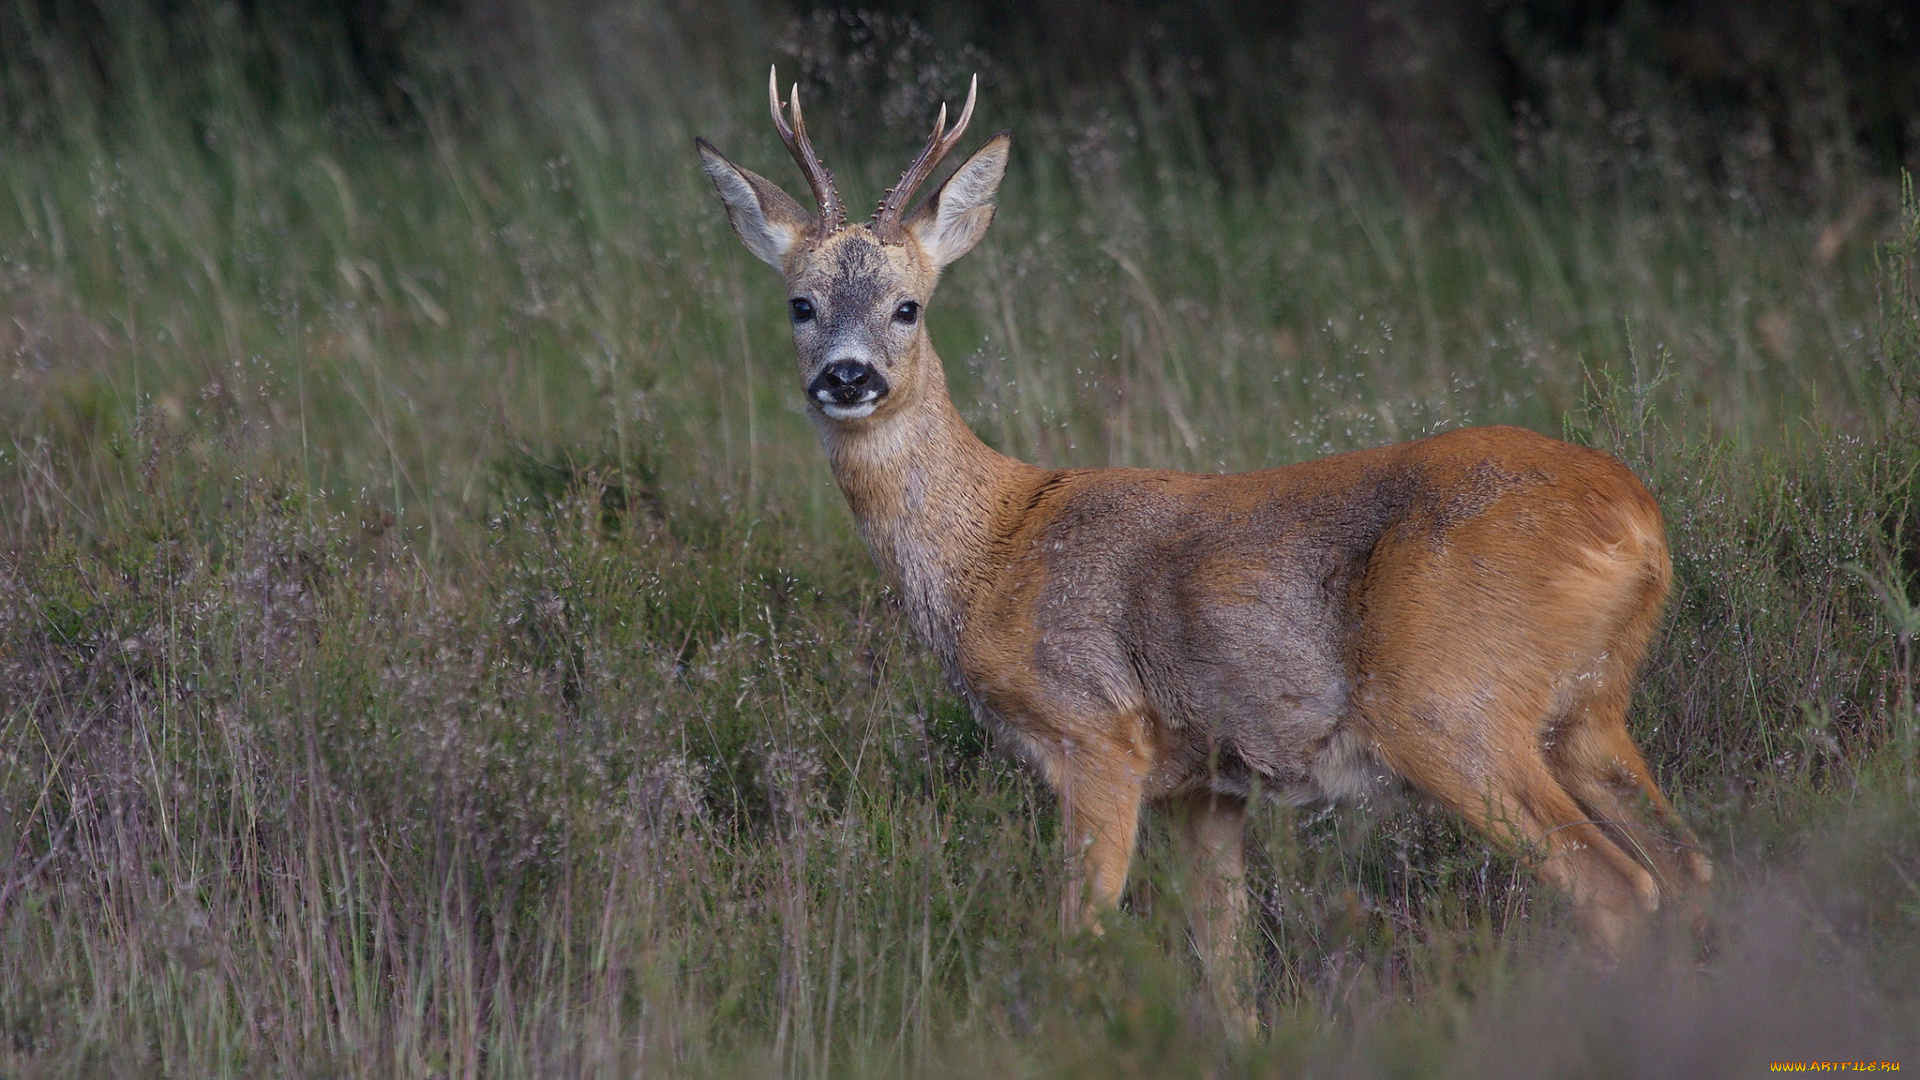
top-left (872, 74), bottom-right (978, 234)
top-left (769, 65), bottom-right (846, 231)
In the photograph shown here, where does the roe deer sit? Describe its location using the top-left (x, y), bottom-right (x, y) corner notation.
top-left (697, 69), bottom-right (1712, 1006)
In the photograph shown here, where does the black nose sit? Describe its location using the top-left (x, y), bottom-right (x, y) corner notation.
top-left (807, 360), bottom-right (889, 405)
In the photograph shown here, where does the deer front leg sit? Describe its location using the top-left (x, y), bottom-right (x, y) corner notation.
top-left (1052, 731), bottom-right (1149, 934)
top-left (1169, 790), bottom-right (1253, 1034)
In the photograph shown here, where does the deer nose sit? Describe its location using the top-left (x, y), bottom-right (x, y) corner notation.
top-left (808, 360), bottom-right (889, 407)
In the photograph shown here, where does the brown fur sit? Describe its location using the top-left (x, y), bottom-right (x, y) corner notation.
top-left (697, 94), bottom-right (1712, 1016)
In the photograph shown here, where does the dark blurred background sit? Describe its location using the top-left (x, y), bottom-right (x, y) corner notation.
top-left (6, 0), bottom-right (1917, 208)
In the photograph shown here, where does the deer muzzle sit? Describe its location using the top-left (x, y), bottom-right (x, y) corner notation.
top-left (808, 359), bottom-right (890, 420)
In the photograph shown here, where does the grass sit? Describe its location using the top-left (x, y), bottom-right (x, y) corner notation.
top-left (3, 6), bottom-right (1920, 1076)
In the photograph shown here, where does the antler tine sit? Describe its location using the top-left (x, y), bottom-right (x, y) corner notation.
top-left (874, 74), bottom-right (979, 229)
top-left (767, 65), bottom-right (846, 229)
top-left (948, 72), bottom-right (978, 150)
top-left (767, 65), bottom-right (789, 140)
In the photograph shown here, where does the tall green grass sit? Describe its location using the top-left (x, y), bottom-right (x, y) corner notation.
top-left (2, 6), bottom-right (1918, 1076)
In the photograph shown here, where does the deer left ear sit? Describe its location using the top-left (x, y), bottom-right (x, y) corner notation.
top-left (906, 132), bottom-right (1010, 268)
top-left (697, 137), bottom-right (813, 269)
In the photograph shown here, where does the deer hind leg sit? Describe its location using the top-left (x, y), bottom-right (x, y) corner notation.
top-left (1543, 677), bottom-right (1713, 905)
top-left (1355, 684), bottom-right (1661, 957)
top-left (1385, 733), bottom-right (1658, 955)
top-left (1167, 790), bottom-right (1253, 1034)
top-left (1353, 514), bottom-right (1686, 955)
top-left (1541, 547), bottom-right (1713, 917)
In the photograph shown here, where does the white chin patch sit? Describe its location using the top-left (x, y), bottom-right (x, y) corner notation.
top-left (819, 400), bottom-right (879, 421)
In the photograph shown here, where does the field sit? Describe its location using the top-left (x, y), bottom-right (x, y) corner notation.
top-left (3, 5), bottom-right (1920, 1076)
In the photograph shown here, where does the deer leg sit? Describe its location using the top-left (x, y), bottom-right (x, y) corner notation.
top-left (1389, 741), bottom-right (1658, 957)
top-left (1053, 732), bottom-right (1148, 934)
top-left (1545, 685), bottom-right (1713, 908)
top-left (1168, 790), bottom-right (1253, 1034)
top-left (1354, 675), bottom-right (1660, 958)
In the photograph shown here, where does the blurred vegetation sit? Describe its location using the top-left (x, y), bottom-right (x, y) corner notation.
top-left (11, 0), bottom-right (1917, 193)
top-left (2, 1), bottom-right (1919, 1075)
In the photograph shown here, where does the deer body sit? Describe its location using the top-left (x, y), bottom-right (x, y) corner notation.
top-left (699, 71), bottom-right (1711, 1006)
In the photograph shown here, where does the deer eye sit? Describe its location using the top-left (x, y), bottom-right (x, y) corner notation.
top-left (893, 300), bottom-right (920, 325)
top-left (789, 297), bottom-right (815, 323)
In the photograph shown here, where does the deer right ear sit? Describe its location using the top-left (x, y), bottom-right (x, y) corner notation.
top-left (697, 138), bottom-right (812, 269)
top-left (906, 131), bottom-right (1010, 268)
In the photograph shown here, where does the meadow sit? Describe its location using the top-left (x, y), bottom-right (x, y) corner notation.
top-left (2, 5), bottom-right (1919, 1076)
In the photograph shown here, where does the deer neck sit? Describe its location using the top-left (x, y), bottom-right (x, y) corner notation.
top-left (816, 354), bottom-right (1036, 665)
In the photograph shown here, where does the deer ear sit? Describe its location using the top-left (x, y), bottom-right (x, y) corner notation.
top-left (906, 132), bottom-right (1009, 268)
top-left (697, 138), bottom-right (812, 269)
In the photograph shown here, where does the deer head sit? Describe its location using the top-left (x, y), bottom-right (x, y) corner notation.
top-left (697, 68), bottom-right (1010, 425)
